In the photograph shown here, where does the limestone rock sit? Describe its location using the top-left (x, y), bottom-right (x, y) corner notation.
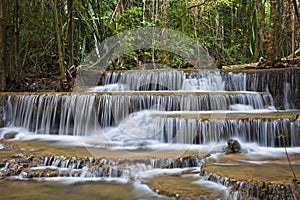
top-left (3, 131), bottom-right (19, 139)
top-left (225, 139), bottom-right (241, 154)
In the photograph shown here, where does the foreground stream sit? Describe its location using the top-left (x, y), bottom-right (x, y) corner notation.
top-left (1, 126), bottom-right (300, 199)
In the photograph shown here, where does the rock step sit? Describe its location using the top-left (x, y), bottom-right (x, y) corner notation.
top-left (152, 110), bottom-right (300, 120)
top-left (201, 171), bottom-right (300, 199)
top-left (0, 91), bottom-right (269, 96)
top-left (0, 155), bottom-right (202, 178)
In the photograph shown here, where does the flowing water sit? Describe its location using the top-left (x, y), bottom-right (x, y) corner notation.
top-left (0, 69), bottom-right (299, 199)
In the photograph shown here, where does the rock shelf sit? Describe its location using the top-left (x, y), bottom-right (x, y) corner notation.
top-left (1, 139), bottom-right (300, 199)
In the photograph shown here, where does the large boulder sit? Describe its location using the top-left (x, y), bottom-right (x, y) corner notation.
top-left (225, 138), bottom-right (241, 154)
top-left (3, 131), bottom-right (19, 139)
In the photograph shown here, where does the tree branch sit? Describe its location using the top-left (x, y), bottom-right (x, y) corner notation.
top-left (187, 0), bottom-right (208, 9)
top-left (292, 0), bottom-right (300, 25)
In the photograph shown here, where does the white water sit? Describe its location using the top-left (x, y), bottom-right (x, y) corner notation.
top-left (1, 69), bottom-right (299, 199)
top-left (96, 70), bottom-right (225, 91)
top-left (4, 106), bottom-right (299, 147)
top-left (2, 125), bottom-right (300, 158)
top-left (89, 84), bottom-right (130, 92)
top-left (182, 71), bottom-right (224, 91)
top-left (2, 70), bottom-right (299, 147)
top-left (5, 92), bottom-right (276, 135)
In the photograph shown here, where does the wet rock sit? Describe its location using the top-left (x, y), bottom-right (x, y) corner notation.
top-left (3, 131), bottom-right (19, 139)
top-left (0, 115), bottom-right (3, 128)
top-left (225, 139), bottom-right (241, 154)
top-left (21, 169), bottom-right (59, 178)
top-left (0, 97), bottom-right (5, 128)
top-left (202, 170), bottom-right (300, 199)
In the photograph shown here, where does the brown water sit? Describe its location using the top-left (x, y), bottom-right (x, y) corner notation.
top-left (204, 153), bottom-right (300, 184)
top-left (142, 174), bottom-right (228, 199)
top-left (0, 139), bottom-right (219, 200)
top-left (0, 179), bottom-right (149, 200)
top-left (1, 138), bottom-right (300, 199)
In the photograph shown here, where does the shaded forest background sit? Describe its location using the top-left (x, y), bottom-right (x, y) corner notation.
top-left (0, 0), bottom-right (299, 91)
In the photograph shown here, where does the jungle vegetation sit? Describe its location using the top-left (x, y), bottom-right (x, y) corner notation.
top-left (0, 0), bottom-right (299, 91)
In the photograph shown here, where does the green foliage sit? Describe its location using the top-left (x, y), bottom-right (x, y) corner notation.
top-left (3, 0), bottom-right (298, 76)
top-left (115, 6), bottom-right (143, 31)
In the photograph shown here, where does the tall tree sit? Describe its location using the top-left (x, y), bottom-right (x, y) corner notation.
top-left (14, 0), bottom-right (21, 79)
top-left (67, 0), bottom-right (74, 67)
top-left (0, 0), bottom-right (7, 91)
top-left (256, 0), bottom-right (266, 57)
top-left (53, 0), bottom-right (67, 89)
top-left (241, 0), bottom-right (248, 56)
top-left (265, 0), bottom-right (280, 65)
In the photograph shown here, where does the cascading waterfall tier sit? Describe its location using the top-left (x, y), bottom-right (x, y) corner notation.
top-left (96, 68), bottom-right (299, 108)
top-left (1, 68), bottom-right (299, 148)
top-left (156, 117), bottom-right (300, 147)
top-left (221, 68), bottom-right (300, 109)
top-left (0, 154), bottom-right (202, 179)
top-left (99, 70), bottom-right (186, 91)
top-left (5, 91), bottom-right (274, 136)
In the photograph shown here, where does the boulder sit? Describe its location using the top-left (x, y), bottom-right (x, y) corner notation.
top-left (225, 138), bottom-right (241, 154)
top-left (3, 131), bottom-right (19, 139)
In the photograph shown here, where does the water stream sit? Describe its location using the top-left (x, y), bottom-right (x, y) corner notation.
top-left (0, 69), bottom-right (299, 199)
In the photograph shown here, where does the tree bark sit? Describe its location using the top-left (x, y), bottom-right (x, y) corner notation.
top-left (162, 0), bottom-right (168, 27)
top-left (292, 8), bottom-right (295, 59)
top-left (15, 0), bottom-right (21, 80)
top-left (231, 4), bottom-right (237, 61)
top-left (0, 0), bottom-right (7, 91)
top-left (292, 0), bottom-right (300, 25)
top-left (67, 0), bottom-right (74, 67)
top-left (257, 0), bottom-right (266, 56)
top-left (241, 0), bottom-right (248, 56)
top-left (265, 0), bottom-right (280, 65)
top-left (53, 0), bottom-right (67, 89)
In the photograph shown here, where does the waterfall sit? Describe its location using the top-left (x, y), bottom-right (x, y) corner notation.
top-left (5, 92), bottom-right (274, 135)
top-left (99, 70), bottom-right (225, 91)
top-left (2, 68), bottom-right (299, 147)
top-left (95, 69), bottom-right (299, 108)
top-left (157, 117), bottom-right (300, 147)
top-left (222, 72), bottom-right (247, 91)
top-left (223, 68), bottom-right (299, 108)
top-left (99, 70), bottom-right (185, 91)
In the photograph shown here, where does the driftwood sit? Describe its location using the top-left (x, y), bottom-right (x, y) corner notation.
top-left (282, 47), bottom-right (300, 61)
top-left (223, 52), bottom-right (300, 70)
top-left (222, 63), bottom-right (258, 70)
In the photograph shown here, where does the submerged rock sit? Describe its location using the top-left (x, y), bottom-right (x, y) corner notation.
top-left (225, 139), bottom-right (241, 154)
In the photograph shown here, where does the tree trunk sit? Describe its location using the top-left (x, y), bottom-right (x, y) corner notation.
top-left (265, 0), bottom-right (280, 65)
top-left (162, 0), bottom-right (168, 27)
top-left (0, 0), bottom-right (7, 91)
top-left (67, 0), bottom-right (74, 67)
top-left (14, 0), bottom-right (21, 80)
top-left (257, 0), bottom-right (266, 56)
top-left (161, 0), bottom-right (169, 65)
top-left (53, 0), bottom-right (67, 89)
top-left (292, 0), bottom-right (300, 25)
top-left (231, 4), bottom-right (237, 61)
top-left (241, 0), bottom-right (248, 56)
top-left (292, 7), bottom-right (295, 59)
